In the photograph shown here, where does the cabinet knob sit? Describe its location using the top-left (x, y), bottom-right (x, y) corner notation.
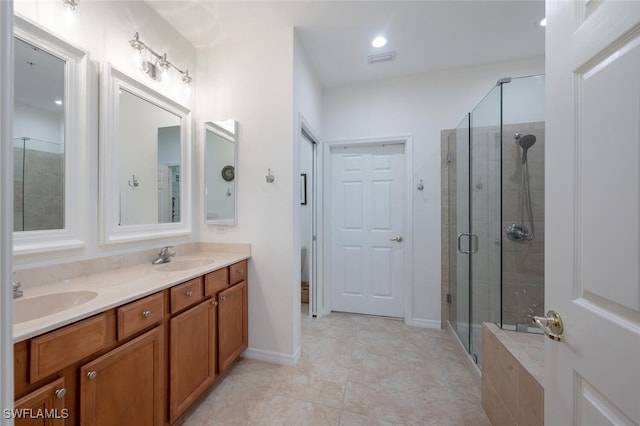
top-left (55, 388), bottom-right (66, 399)
top-left (212, 300), bottom-right (218, 307)
top-left (142, 310), bottom-right (151, 318)
top-left (186, 291), bottom-right (193, 297)
top-left (86, 371), bottom-right (97, 380)
top-left (220, 295), bottom-right (227, 302)
top-left (239, 269), bottom-right (244, 275)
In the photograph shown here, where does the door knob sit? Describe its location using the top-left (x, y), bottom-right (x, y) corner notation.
top-left (532, 310), bottom-right (563, 341)
top-left (390, 236), bottom-right (403, 242)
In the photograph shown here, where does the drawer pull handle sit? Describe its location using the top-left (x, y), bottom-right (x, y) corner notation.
top-left (186, 291), bottom-right (193, 297)
top-left (55, 388), bottom-right (66, 399)
top-left (86, 371), bottom-right (97, 380)
top-left (142, 310), bottom-right (151, 318)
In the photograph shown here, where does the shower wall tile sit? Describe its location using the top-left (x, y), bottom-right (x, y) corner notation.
top-left (502, 122), bottom-right (545, 327)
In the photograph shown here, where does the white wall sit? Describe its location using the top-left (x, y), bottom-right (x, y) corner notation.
top-left (13, 1), bottom-right (197, 267)
top-left (322, 56), bottom-right (544, 325)
top-left (196, 27), bottom-right (298, 362)
top-left (293, 31), bottom-right (323, 355)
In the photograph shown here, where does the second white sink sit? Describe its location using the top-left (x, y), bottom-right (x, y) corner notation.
top-left (14, 290), bottom-right (98, 324)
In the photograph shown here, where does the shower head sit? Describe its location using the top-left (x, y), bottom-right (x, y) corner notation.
top-left (518, 134), bottom-right (536, 150)
top-left (517, 134), bottom-right (536, 164)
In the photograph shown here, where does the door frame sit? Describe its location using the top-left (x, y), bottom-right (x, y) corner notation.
top-left (0, 0), bottom-right (14, 414)
top-left (323, 135), bottom-right (413, 322)
top-left (298, 116), bottom-right (322, 318)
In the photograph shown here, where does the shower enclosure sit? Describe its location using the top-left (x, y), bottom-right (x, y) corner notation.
top-left (447, 75), bottom-right (545, 368)
top-left (13, 137), bottom-right (65, 232)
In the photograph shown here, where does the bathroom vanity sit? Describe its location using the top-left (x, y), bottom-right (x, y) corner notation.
top-left (12, 253), bottom-right (248, 425)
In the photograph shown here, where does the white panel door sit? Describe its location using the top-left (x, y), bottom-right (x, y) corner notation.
top-left (546, 1), bottom-right (640, 424)
top-left (330, 144), bottom-right (404, 317)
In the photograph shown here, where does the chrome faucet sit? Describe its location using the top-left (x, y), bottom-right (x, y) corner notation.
top-left (12, 280), bottom-right (23, 299)
top-left (152, 246), bottom-right (176, 265)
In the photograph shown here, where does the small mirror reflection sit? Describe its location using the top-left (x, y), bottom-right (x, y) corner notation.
top-left (205, 120), bottom-right (237, 224)
top-left (13, 38), bottom-right (65, 232)
top-left (118, 89), bottom-right (181, 225)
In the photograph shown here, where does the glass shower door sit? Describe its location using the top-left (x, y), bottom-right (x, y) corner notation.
top-left (470, 86), bottom-right (502, 367)
top-left (448, 114), bottom-right (471, 352)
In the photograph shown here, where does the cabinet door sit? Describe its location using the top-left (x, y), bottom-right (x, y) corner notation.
top-left (169, 299), bottom-right (216, 423)
top-left (14, 377), bottom-right (67, 426)
top-left (218, 280), bottom-right (248, 373)
top-left (80, 327), bottom-right (163, 426)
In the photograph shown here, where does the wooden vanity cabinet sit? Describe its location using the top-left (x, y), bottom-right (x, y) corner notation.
top-left (79, 326), bottom-right (164, 426)
top-left (217, 280), bottom-right (248, 374)
top-left (14, 259), bottom-right (248, 426)
top-left (14, 377), bottom-right (67, 426)
top-left (169, 298), bottom-right (216, 422)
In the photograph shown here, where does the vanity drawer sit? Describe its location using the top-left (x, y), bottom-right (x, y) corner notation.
top-left (205, 268), bottom-right (229, 296)
top-left (117, 292), bottom-right (164, 340)
top-left (171, 277), bottom-right (204, 314)
top-left (230, 260), bottom-right (247, 285)
top-left (30, 313), bottom-right (108, 383)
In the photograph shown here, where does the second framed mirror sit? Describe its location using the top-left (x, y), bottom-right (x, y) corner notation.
top-left (204, 120), bottom-right (237, 225)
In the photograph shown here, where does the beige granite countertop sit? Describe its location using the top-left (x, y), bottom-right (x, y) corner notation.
top-left (13, 243), bottom-right (250, 343)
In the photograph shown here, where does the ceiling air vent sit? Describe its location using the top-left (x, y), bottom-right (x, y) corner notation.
top-left (368, 51), bottom-right (395, 64)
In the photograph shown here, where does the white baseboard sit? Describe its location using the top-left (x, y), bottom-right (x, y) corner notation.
top-left (410, 318), bottom-right (441, 329)
top-left (243, 346), bottom-right (301, 366)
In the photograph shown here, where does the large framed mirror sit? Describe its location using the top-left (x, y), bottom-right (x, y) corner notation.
top-left (13, 15), bottom-right (90, 254)
top-left (100, 64), bottom-right (191, 244)
top-left (204, 120), bottom-right (237, 225)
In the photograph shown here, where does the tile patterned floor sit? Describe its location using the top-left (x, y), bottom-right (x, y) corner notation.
top-left (181, 307), bottom-right (490, 426)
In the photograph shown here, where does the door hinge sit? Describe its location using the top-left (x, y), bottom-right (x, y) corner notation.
top-left (446, 293), bottom-right (451, 304)
top-left (312, 235), bottom-right (317, 241)
top-left (446, 151), bottom-right (452, 163)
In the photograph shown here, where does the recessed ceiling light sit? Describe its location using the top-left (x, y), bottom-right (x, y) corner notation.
top-left (538, 17), bottom-right (547, 27)
top-left (371, 36), bottom-right (387, 48)
top-left (55, 100), bottom-right (62, 105)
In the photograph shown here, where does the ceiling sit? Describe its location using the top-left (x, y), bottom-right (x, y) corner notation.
top-left (148, 1), bottom-right (546, 88)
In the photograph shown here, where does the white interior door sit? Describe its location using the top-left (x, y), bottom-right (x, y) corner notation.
top-left (330, 143), bottom-right (405, 317)
top-left (546, 1), bottom-right (640, 424)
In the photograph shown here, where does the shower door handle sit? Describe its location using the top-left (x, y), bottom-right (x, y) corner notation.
top-left (457, 232), bottom-right (479, 254)
top-left (469, 233), bottom-right (479, 254)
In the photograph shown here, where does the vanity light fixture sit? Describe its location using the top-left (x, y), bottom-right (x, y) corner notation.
top-left (62, 0), bottom-right (79, 10)
top-left (128, 32), bottom-right (193, 87)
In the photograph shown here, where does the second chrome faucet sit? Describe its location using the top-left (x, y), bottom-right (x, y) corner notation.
top-left (152, 246), bottom-right (176, 265)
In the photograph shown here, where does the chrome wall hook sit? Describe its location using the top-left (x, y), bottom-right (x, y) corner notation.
top-left (266, 168), bottom-right (274, 183)
top-left (128, 174), bottom-right (139, 188)
top-left (417, 179), bottom-right (424, 191)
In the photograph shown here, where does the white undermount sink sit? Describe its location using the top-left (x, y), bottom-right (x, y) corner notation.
top-left (153, 259), bottom-right (214, 272)
top-left (14, 290), bottom-right (98, 324)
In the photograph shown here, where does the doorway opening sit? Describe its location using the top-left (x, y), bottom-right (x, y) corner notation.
top-left (299, 125), bottom-right (319, 318)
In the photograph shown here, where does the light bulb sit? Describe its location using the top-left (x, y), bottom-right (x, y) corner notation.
top-left (372, 36), bottom-right (387, 48)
